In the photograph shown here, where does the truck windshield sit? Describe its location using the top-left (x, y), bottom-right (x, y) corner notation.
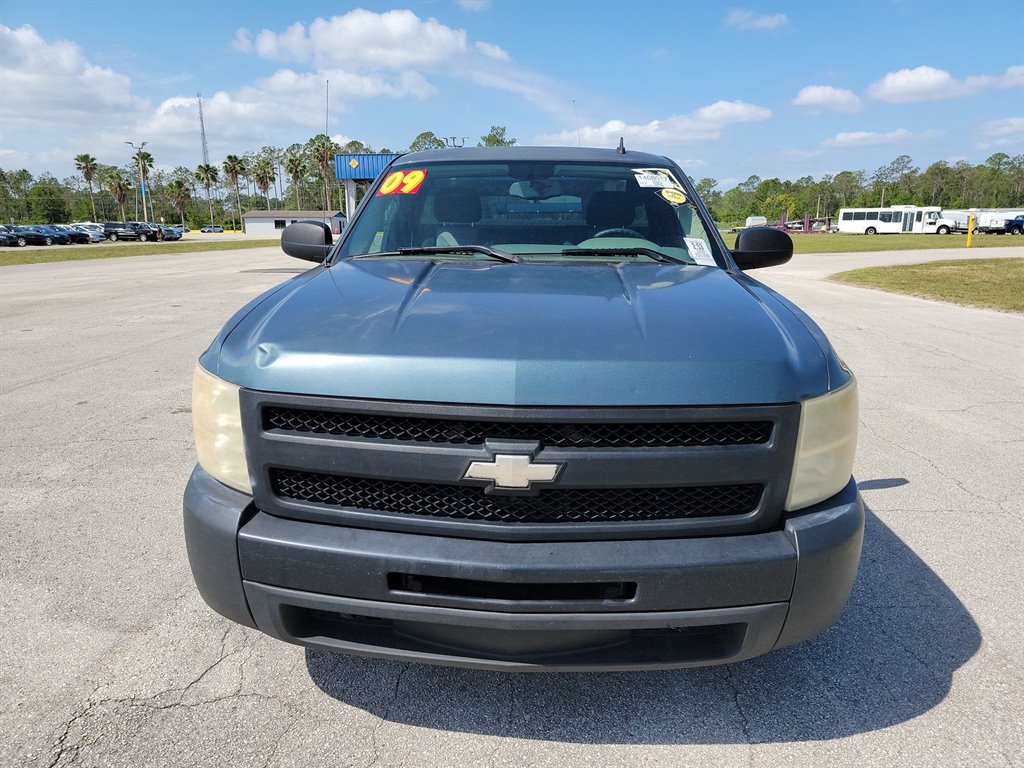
top-left (337, 161), bottom-right (719, 266)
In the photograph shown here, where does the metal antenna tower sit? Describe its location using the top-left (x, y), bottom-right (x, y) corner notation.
top-left (197, 93), bottom-right (210, 165)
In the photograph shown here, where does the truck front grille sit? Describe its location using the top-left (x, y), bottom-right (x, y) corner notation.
top-left (263, 407), bottom-right (771, 449)
top-left (243, 393), bottom-right (799, 541)
top-left (271, 468), bottom-right (763, 524)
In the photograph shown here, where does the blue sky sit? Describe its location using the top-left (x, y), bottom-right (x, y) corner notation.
top-left (1, 0), bottom-right (1021, 189)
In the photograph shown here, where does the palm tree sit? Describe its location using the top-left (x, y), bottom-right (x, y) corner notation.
top-left (133, 149), bottom-right (155, 221)
top-left (284, 154), bottom-right (305, 210)
top-left (105, 169), bottom-right (129, 222)
top-left (305, 134), bottom-right (338, 212)
top-left (222, 155), bottom-right (246, 231)
top-left (74, 153), bottom-right (99, 221)
top-left (195, 163), bottom-right (219, 227)
top-left (252, 158), bottom-right (276, 210)
top-left (165, 179), bottom-right (191, 227)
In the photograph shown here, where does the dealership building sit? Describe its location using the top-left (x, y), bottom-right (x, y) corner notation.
top-left (240, 210), bottom-right (347, 236)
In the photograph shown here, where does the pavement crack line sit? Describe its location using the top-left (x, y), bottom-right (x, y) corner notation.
top-left (859, 419), bottom-right (1004, 507)
top-left (44, 625), bottom-right (253, 766)
top-left (364, 664), bottom-right (409, 768)
top-left (718, 666), bottom-right (754, 749)
top-left (45, 684), bottom-right (103, 768)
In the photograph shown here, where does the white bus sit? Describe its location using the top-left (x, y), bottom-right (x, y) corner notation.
top-left (835, 205), bottom-right (959, 234)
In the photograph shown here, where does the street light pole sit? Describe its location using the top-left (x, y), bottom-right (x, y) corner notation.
top-left (125, 140), bottom-right (149, 222)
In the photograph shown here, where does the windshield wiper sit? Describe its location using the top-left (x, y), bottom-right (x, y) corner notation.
top-left (560, 247), bottom-right (688, 265)
top-left (352, 245), bottom-right (520, 263)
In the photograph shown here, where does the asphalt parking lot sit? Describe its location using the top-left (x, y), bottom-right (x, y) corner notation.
top-left (1, 245), bottom-right (1021, 767)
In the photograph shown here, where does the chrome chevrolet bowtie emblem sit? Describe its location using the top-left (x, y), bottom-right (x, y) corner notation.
top-left (463, 454), bottom-right (562, 490)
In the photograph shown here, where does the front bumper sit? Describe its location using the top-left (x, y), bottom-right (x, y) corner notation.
top-left (184, 466), bottom-right (863, 671)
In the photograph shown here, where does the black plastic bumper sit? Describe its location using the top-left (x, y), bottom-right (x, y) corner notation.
top-left (183, 466), bottom-right (863, 671)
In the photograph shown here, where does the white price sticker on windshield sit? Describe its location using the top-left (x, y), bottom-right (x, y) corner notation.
top-left (634, 173), bottom-right (673, 188)
top-left (684, 238), bottom-right (716, 266)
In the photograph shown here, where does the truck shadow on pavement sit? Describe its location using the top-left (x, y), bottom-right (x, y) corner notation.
top-left (305, 486), bottom-right (980, 744)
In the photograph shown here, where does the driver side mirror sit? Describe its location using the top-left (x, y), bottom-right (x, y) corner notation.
top-left (731, 227), bottom-right (793, 270)
top-left (281, 221), bottom-right (333, 263)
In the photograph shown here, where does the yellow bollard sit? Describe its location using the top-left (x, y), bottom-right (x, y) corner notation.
top-left (967, 214), bottom-right (974, 248)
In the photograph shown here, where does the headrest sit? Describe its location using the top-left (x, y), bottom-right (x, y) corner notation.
top-left (433, 189), bottom-right (482, 224)
top-left (586, 191), bottom-right (637, 228)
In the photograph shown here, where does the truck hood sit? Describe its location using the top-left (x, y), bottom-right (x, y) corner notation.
top-left (212, 259), bottom-right (828, 406)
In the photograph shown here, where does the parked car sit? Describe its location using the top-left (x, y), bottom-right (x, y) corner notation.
top-left (103, 222), bottom-right (141, 241)
top-left (0, 228), bottom-right (18, 247)
top-left (8, 226), bottom-right (51, 245)
top-left (159, 225), bottom-right (182, 241)
top-left (70, 225), bottom-right (106, 243)
top-left (52, 224), bottom-right (91, 244)
top-left (125, 221), bottom-right (161, 241)
top-left (185, 146), bottom-right (863, 671)
top-left (0, 225), bottom-right (26, 246)
top-left (15, 225), bottom-right (70, 245)
top-left (1001, 215), bottom-right (1024, 235)
top-left (169, 224), bottom-right (189, 236)
top-left (200, 224), bottom-right (224, 233)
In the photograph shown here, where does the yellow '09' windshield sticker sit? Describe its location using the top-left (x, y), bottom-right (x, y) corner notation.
top-left (377, 169), bottom-right (427, 196)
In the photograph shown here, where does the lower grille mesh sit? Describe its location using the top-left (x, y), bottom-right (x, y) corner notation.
top-left (271, 469), bottom-right (762, 524)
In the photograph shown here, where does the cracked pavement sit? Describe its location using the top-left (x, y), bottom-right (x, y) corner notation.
top-left (2, 245), bottom-right (1022, 767)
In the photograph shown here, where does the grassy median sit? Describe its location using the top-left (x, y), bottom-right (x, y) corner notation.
top-left (721, 232), bottom-right (1024, 254)
top-left (0, 239), bottom-right (280, 267)
top-left (831, 258), bottom-right (1024, 312)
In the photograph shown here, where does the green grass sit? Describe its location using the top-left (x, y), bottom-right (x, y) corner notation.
top-left (830, 258), bottom-right (1024, 312)
top-left (5, 231), bottom-right (1021, 267)
top-left (721, 232), bottom-right (1023, 254)
top-left (0, 239), bottom-right (280, 266)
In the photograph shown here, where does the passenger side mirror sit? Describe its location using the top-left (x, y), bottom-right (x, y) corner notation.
top-left (281, 221), bottom-right (333, 263)
top-left (731, 227), bottom-right (793, 270)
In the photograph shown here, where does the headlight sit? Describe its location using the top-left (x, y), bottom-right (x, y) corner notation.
top-left (785, 375), bottom-right (858, 511)
top-left (192, 363), bottom-right (252, 494)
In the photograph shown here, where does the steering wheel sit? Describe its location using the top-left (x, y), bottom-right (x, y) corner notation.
top-left (592, 227), bottom-right (645, 239)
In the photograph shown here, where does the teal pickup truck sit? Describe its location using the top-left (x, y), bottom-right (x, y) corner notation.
top-left (184, 146), bottom-right (862, 671)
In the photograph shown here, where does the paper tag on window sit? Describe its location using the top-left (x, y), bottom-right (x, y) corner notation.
top-left (635, 172), bottom-right (673, 188)
top-left (684, 238), bottom-right (716, 266)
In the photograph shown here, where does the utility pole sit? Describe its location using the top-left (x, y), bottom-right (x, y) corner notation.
top-left (573, 99), bottom-right (581, 146)
top-left (125, 140), bottom-right (150, 223)
top-left (197, 94), bottom-right (210, 165)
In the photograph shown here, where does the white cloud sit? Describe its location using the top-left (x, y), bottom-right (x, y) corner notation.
top-left (821, 128), bottom-right (941, 148)
top-left (675, 158), bottom-right (707, 170)
top-left (232, 27), bottom-right (253, 52)
top-left (977, 117), bottom-right (1024, 151)
top-left (981, 117), bottom-right (1024, 138)
top-left (236, 9), bottom-right (568, 120)
top-left (245, 9), bottom-right (468, 70)
top-left (868, 65), bottom-right (1024, 103)
top-left (537, 100), bottom-right (771, 147)
top-left (792, 85), bottom-right (862, 114)
top-left (475, 41), bottom-right (510, 61)
top-left (724, 9), bottom-right (788, 30)
top-left (0, 22), bottom-right (445, 176)
top-left (456, 0), bottom-right (491, 9)
top-left (0, 25), bottom-right (143, 129)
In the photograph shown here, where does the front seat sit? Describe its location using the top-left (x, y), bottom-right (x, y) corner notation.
top-left (433, 188), bottom-right (482, 246)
